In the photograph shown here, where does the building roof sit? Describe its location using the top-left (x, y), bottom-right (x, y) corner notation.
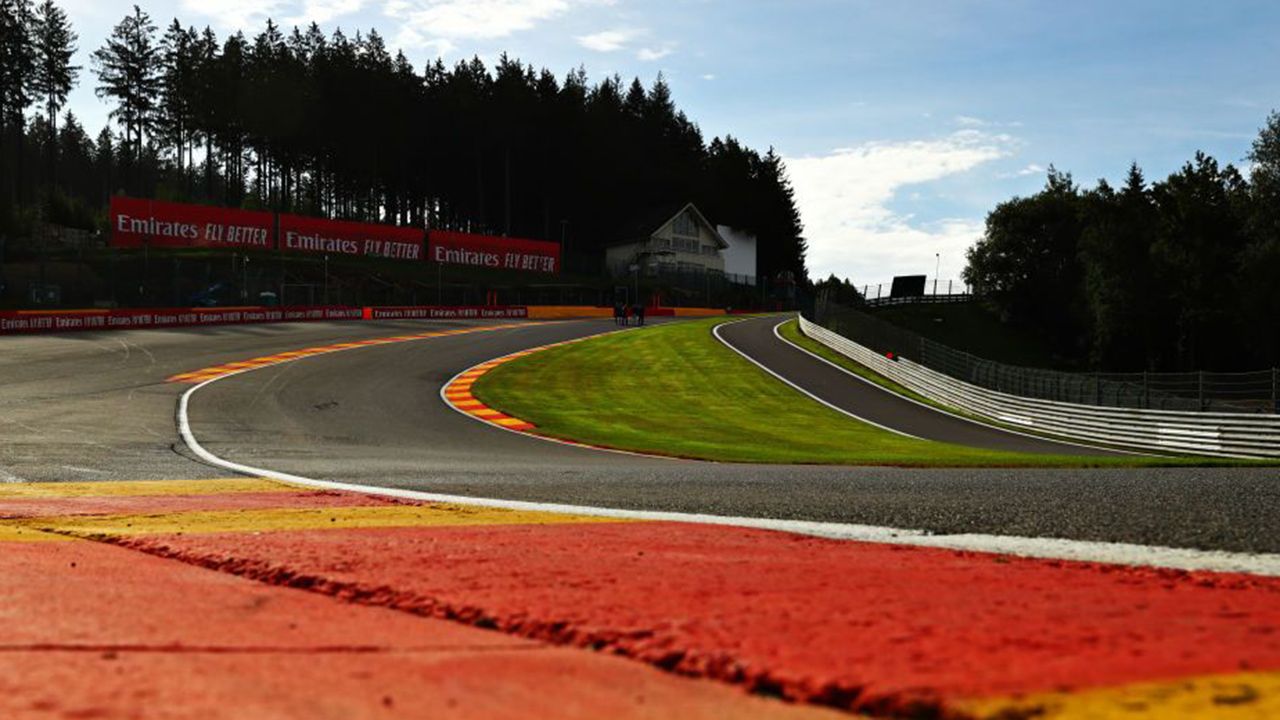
top-left (607, 202), bottom-right (729, 249)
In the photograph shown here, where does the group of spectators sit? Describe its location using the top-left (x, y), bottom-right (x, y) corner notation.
top-left (613, 302), bottom-right (647, 326)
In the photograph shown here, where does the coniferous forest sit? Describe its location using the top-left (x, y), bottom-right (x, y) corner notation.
top-left (0, 2), bottom-right (808, 283)
top-left (964, 112), bottom-right (1280, 373)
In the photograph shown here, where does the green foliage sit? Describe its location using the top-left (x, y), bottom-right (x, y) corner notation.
top-left (966, 124), bottom-right (1280, 371)
top-left (814, 273), bottom-right (863, 306)
top-left (91, 5), bottom-right (159, 159)
top-left (30, 0), bottom-right (77, 128)
top-left (964, 167), bottom-right (1088, 359)
top-left (2, 3), bottom-right (808, 284)
top-left (0, 0), bottom-right (35, 211)
top-left (875, 301), bottom-right (1070, 369)
top-left (0, 0), bottom-right (35, 122)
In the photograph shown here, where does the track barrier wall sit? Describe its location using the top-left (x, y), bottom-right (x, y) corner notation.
top-left (798, 313), bottom-right (1280, 459)
top-left (0, 305), bottom-right (724, 335)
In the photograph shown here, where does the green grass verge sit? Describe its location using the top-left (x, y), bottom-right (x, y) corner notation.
top-left (471, 317), bottom-right (1248, 467)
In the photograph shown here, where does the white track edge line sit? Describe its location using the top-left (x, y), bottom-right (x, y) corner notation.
top-left (773, 317), bottom-right (1153, 457)
top-left (711, 317), bottom-right (922, 439)
top-left (175, 322), bottom-right (1280, 578)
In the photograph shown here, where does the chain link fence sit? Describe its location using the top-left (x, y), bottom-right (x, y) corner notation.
top-left (813, 301), bottom-right (1280, 414)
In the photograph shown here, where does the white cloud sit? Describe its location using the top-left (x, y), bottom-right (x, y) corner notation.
top-left (288, 0), bottom-right (366, 25)
top-left (701, 73), bottom-right (716, 81)
top-left (637, 45), bottom-right (673, 61)
top-left (955, 115), bottom-right (988, 127)
top-left (577, 28), bottom-right (638, 52)
top-left (180, 0), bottom-right (284, 30)
top-left (996, 163), bottom-right (1046, 179)
top-left (384, 0), bottom-right (573, 58)
top-left (784, 130), bottom-right (1017, 284)
top-left (391, 25), bottom-right (457, 57)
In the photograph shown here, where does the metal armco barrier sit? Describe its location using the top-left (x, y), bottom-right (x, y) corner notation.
top-left (798, 314), bottom-right (1280, 459)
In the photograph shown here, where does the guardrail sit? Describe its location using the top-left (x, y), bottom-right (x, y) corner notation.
top-left (798, 314), bottom-right (1280, 459)
top-left (815, 302), bottom-right (1278, 413)
top-left (863, 293), bottom-right (973, 308)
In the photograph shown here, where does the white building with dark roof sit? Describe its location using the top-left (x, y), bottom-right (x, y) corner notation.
top-left (605, 202), bottom-right (728, 277)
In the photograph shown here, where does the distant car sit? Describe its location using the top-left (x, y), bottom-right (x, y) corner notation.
top-left (189, 283), bottom-right (231, 307)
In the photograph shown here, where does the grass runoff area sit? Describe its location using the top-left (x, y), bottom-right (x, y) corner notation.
top-left (472, 317), bottom-right (1253, 467)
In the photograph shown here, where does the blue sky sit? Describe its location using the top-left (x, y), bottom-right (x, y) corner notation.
top-left (56, 1), bottom-right (1280, 285)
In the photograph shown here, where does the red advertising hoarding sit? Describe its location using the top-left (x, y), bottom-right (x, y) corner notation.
top-left (429, 230), bottom-right (560, 274)
top-left (367, 306), bottom-right (529, 320)
top-left (110, 196), bottom-right (274, 250)
top-left (280, 213), bottom-right (423, 260)
top-left (0, 306), bottom-right (364, 335)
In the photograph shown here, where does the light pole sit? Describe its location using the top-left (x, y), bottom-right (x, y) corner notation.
top-left (934, 253), bottom-right (940, 295)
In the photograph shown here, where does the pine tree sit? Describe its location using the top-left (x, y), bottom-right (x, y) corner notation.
top-left (189, 26), bottom-right (219, 199)
top-left (755, 148), bottom-right (808, 283)
top-left (92, 6), bottom-right (160, 171)
top-left (30, 0), bottom-right (77, 133)
top-left (94, 124), bottom-right (114, 201)
top-left (0, 0), bottom-right (35, 207)
top-left (159, 19), bottom-right (195, 177)
top-left (30, 0), bottom-right (77, 192)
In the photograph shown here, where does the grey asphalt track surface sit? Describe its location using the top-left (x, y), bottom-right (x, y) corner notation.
top-left (715, 315), bottom-right (1126, 456)
top-left (3, 316), bottom-right (1278, 554)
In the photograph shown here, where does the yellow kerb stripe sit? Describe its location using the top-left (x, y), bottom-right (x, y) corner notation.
top-left (0, 525), bottom-right (73, 543)
top-left (25, 503), bottom-right (630, 536)
top-left (0, 478), bottom-right (292, 499)
top-left (959, 670), bottom-right (1280, 719)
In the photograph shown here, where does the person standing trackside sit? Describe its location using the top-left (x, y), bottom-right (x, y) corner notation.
top-left (634, 303), bottom-right (645, 326)
top-left (614, 301), bottom-right (624, 326)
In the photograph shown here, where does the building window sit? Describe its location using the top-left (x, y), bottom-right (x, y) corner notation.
top-left (701, 245), bottom-right (718, 256)
top-left (672, 210), bottom-right (698, 239)
top-left (672, 237), bottom-right (699, 253)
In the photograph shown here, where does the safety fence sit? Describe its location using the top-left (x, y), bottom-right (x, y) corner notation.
top-left (798, 314), bottom-right (1280, 458)
top-left (863, 293), bottom-right (973, 308)
top-left (814, 303), bottom-right (1279, 414)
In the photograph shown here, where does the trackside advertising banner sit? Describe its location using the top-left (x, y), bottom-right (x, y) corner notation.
top-left (280, 213), bottom-right (423, 260)
top-left (110, 196), bottom-right (274, 250)
top-left (0, 306), bottom-right (363, 335)
top-left (429, 230), bottom-right (560, 273)
top-left (367, 306), bottom-right (529, 320)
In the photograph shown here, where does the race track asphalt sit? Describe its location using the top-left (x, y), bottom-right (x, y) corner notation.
top-left (715, 315), bottom-right (1126, 456)
top-left (3, 316), bottom-right (1278, 554)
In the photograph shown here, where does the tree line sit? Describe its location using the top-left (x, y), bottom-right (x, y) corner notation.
top-left (964, 113), bottom-right (1280, 372)
top-left (0, 2), bottom-right (808, 283)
